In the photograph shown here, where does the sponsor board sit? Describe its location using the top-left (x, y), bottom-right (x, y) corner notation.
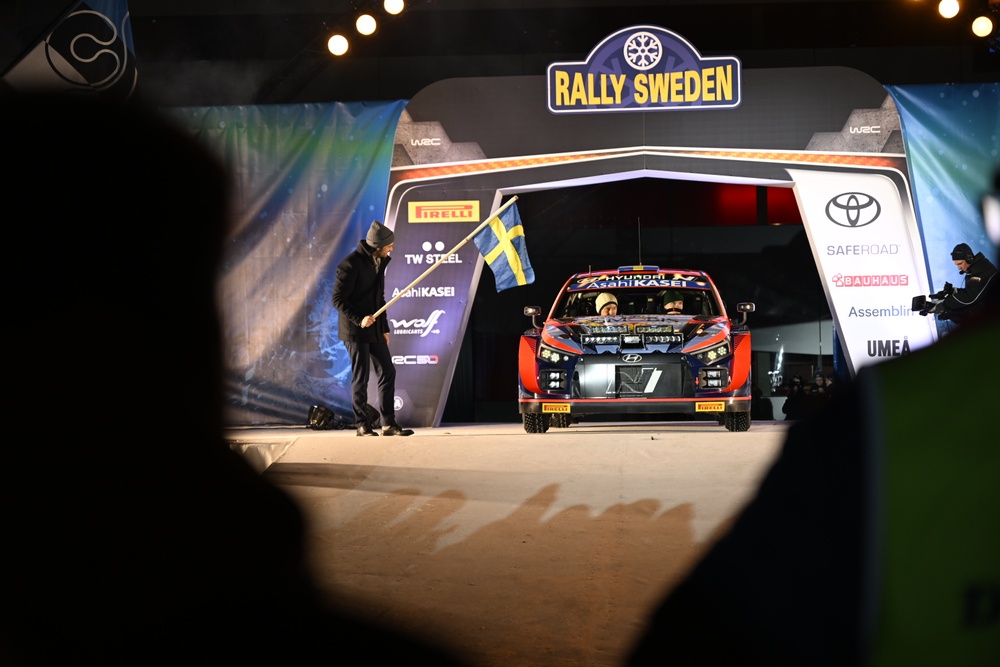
top-left (788, 168), bottom-right (937, 375)
top-left (392, 355), bottom-right (440, 365)
top-left (390, 309), bottom-right (445, 336)
top-left (826, 243), bottom-right (900, 256)
top-left (542, 403), bottom-right (571, 413)
top-left (831, 274), bottom-right (909, 287)
top-left (391, 285), bottom-right (457, 298)
top-left (407, 200), bottom-right (480, 222)
top-left (404, 253), bottom-right (464, 265)
top-left (696, 401), bottom-right (726, 412)
top-left (866, 338), bottom-right (912, 358)
top-left (847, 304), bottom-right (920, 318)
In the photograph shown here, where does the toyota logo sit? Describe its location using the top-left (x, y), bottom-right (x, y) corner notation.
top-left (825, 192), bottom-right (881, 228)
top-left (621, 354), bottom-right (643, 363)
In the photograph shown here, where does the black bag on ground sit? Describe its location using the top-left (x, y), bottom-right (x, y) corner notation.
top-left (308, 404), bottom-right (336, 430)
top-left (307, 403), bottom-right (380, 430)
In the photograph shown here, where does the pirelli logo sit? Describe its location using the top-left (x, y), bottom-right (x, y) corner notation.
top-left (408, 200), bottom-right (480, 223)
top-left (541, 403), bottom-right (571, 414)
top-left (695, 401), bottom-right (726, 413)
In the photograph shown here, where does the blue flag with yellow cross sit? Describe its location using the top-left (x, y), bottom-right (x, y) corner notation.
top-left (473, 201), bottom-right (535, 292)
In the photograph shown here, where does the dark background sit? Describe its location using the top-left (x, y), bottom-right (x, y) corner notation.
top-left (5, 1), bottom-right (996, 421)
top-left (5, 1), bottom-right (997, 106)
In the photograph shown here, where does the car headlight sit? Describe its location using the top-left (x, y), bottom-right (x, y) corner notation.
top-left (539, 369), bottom-right (568, 391)
top-left (538, 343), bottom-right (577, 364)
top-left (635, 325), bottom-right (682, 344)
top-left (691, 339), bottom-right (731, 363)
top-left (582, 335), bottom-right (621, 345)
top-left (698, 366), bottom-right (730, 388)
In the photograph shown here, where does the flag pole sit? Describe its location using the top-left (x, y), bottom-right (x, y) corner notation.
top-left (372, 195), bottom-right (519, 318)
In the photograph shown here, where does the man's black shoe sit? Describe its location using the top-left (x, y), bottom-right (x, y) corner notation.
top-left (382, 425), bottom-right (414, 436)
top-left (356, 424), bottom-right (379, 437)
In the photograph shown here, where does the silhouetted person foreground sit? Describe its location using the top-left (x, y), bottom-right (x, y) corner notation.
top-left (3, 94), bottom-right (466, 665)
top-left (628, 179), bottom-right (1000, 665)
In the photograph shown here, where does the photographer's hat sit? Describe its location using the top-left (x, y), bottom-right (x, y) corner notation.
top-left (951, 243), bottom-right (973, 261)
top-left (366, 220), bottom-right (395, 248)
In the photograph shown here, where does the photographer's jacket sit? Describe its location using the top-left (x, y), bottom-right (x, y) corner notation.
top-left (333, 240), bottom-right (390, 343)
top-left (942, 252), bottom-right (998, 324)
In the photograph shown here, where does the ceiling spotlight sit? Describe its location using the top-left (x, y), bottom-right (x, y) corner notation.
top-left (384, 0), bottom-right (405, 15)
top-left (356, 13), bottom-right (377, 36)
top-left (971, 15), bottom-right (994, 37)
top-left (328, 34), bottom-right (349, 56)
top-left (938, 0), bottom-right (960, 19)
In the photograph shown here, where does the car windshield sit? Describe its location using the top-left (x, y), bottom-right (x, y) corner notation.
top-left (554, 287), bottom-right (720, 318)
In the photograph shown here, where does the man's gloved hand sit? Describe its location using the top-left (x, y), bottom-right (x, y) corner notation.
top-left (942, 281), bottom-right (955, 295)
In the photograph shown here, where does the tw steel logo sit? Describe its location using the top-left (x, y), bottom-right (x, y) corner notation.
top-left (621, 354), bottom-right (643, 363)
top-left (825, 192), bottom-right (881, 228)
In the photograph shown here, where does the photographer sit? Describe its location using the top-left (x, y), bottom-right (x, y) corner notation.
top-left (919, 243), bottom-right (998, 326)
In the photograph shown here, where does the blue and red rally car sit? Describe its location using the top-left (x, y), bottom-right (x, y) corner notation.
top-left (518, 266), bottom-right (755, 433)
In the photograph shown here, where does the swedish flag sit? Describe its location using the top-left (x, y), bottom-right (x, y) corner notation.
top-left (474, 202), bottom-right (535, 292)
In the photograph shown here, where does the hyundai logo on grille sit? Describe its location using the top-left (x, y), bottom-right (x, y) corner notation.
top-left (621, 354), bottom-right (643, 363)
top-left (825, 192), bottom-right (881, 228)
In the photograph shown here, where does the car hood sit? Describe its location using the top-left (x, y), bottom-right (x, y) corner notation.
top-left (540, 314), bottom-right (731, 355)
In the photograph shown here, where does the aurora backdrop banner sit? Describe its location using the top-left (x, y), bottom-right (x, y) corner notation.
top-left (170, 102), bottom-right (407, 426)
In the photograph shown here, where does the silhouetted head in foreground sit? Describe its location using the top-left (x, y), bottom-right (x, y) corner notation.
top-left (4, 94), bottom-right (467, 665)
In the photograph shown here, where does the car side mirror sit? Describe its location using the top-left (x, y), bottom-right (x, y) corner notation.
top-left (524, 305), bottom-right (543, 330)
top-left (735, 302), bottom-right (755, 327)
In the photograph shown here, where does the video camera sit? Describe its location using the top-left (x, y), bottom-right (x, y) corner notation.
top-left (911, 282), bottom-right (954, 316)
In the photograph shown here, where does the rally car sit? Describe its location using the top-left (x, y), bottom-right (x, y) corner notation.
top-left (518, 266), bottom-right (755, 433)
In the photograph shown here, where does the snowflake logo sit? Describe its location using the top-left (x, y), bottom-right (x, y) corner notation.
top-left (623, 31), bottom-right (662, 71)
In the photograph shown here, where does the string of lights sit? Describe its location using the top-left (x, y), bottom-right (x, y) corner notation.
top-left (936, 0), bottom-right (998, 46)
top-left (327, 0), bottom-right (408, 57)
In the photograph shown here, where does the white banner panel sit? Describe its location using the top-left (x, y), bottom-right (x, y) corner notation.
top-left (788, 168), bottom-right (938, 376)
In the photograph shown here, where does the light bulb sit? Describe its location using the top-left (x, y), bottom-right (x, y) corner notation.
top-left (356, 14), bottom-right (377, 36)
top-left (971, 15), bottom-right (993, 37)
top-left (938, 0), bottom-right (959, 19)
top-left (328, 34), bottom-right (349, 56)
top-left (384, 0), bottom-right (405, 15)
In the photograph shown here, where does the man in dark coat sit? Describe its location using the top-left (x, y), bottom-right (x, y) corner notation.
top-left (333, 220), bottom-right (414, 436)
top-left (933, 242), bottom-right (998, 326)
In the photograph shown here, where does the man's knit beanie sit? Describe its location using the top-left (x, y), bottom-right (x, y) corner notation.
top-left (367, 220), bottom-right (395, 248)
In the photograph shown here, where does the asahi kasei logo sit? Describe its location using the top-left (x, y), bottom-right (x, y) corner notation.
top-left (825, 192), bottom-right (881, 228)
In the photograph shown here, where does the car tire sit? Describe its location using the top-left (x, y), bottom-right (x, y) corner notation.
top-left (523, 413), bottom-right (550, 433)
top-left (723, 411), bottom-right (751, 432)
top-left (549, 414), bottom-right (572, 429)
